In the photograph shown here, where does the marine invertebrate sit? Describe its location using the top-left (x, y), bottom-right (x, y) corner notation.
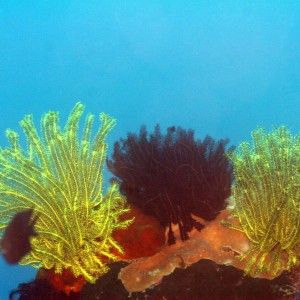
top-left (0, 103), bottom-right (132, 283)
top-left (118, 209), bottom-right (251, 293)
top-left (111, 205), bottom-right (166, 259)
top-left (223, 126), bottom-right (300, 276)
top-left (36, 267), bottom-right (86, 296)
top-left (2, 209), bottom-right (38, 264)
top-left (107, 125), bottom-right (234, 244)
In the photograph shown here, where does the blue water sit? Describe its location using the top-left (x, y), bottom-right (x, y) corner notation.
top-left (0, 1), bottom-right (300, 298)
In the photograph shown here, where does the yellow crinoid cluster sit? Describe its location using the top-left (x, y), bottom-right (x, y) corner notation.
top-left (0, 102), bottom-right (132, 282)
top-left (224, 126), bottom-right (300, 276)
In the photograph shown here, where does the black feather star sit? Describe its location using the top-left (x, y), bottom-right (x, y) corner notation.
top-left (107, 125), bottom-right (234, 244)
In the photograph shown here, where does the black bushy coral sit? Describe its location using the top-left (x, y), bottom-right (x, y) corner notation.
top-left (107, 125), bottom-right (234, 244)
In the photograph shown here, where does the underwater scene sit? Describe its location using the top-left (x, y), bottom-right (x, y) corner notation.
top-left (1, 1), bottom-right (300, 300)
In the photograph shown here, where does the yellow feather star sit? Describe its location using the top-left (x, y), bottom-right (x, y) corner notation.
top-left (0, 102), bottom-right (133, 282)
top-left (223, 126), bottom-right (300, 276)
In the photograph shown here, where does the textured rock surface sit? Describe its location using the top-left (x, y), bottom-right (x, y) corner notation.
top-left (119, 208), bottom-right (286, 293)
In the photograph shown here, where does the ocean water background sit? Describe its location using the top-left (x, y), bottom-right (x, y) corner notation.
top-left (0, 1), bottom-right (300, 298)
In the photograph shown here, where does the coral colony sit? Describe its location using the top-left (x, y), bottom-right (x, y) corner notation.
top-left (1, 104), bottom-right (300, 298)
top-left (107, 125), bottom-right (234, 244)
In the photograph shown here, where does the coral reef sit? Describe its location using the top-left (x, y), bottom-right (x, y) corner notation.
top-left (0, 103), bottom-right (132, 283)
top-left (82, 257), bottom-right (292, 300)
top-left (8, 210), bottom-right (295, 299)
top-left (118, 208), bottom-right (251, 293)
top-left (9, 260), bottom-right (293, 300)
top-left (223, 126), bottom-right (300, 276)
top-left (107, 125), bottom-right (234, 244)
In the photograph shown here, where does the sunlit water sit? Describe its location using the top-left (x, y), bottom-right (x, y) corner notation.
top-left (0, 1), bottom-right (300, 298)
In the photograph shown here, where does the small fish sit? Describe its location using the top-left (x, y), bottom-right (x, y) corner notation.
top-left (1, 209), bottom-right (38, 264)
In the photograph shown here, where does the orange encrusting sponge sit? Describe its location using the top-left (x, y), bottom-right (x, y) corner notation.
top-left (112, 205), bottom-right (166, 259)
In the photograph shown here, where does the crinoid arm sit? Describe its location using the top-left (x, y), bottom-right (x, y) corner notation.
top-left (0, 102), bottom-right (133, 283)
top-left (224, 126), bottom-right (300, 276)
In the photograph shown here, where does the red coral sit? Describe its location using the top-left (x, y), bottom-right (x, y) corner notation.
top-left (36, 268), bottom-right (85, 296)
top-left (107, 125), bottom-right (234, 244)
